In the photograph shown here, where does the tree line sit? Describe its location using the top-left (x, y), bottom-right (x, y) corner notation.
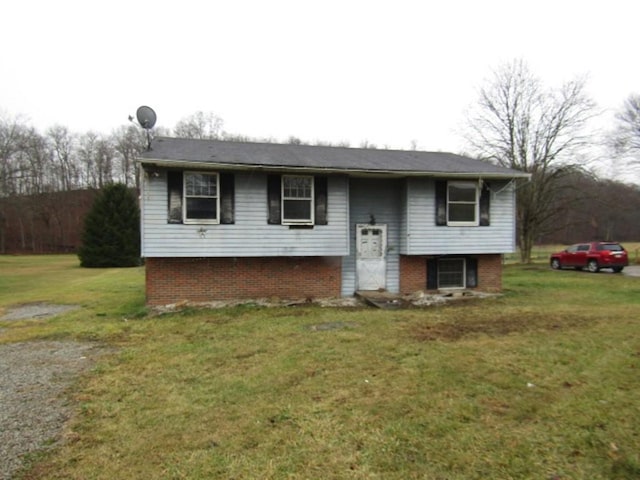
top-left (0, 120), bottom-right (147, 197)
top-left (536, 171), bottom-right (640, 244)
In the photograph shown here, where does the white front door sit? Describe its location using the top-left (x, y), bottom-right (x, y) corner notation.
top-left (356, 224), bottom-right (387, 290)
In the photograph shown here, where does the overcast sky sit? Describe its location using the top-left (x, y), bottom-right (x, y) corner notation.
top-left (2, 0), bottom-right (639, 178)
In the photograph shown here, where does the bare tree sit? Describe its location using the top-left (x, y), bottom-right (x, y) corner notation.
top-left (359, 140), bottom-right (377, 149)
top-left (0, 112), bottom-right (32, 197)
top-left (0, 113), bottom-right (32, 252)
top-left (0, 119), bottom-right (55, 252)
top-left (174, 111), bottom-right (224, 139)
top-left (47, 125), bottom-right (78, 191)
top-left (464, 59), bottom-right (597, 263)
top-left (77, 132), bottom-right (100, 188)
top-left (112, 125), bottom-right (147, 188)
top-left (95, 138), bottom-right (116, 189)
top-left (77, 131), bottom-right (117, 189)
top-left (21, 127), bottom-right (51, 194)
top-left (612, 94), bottom-right (640, 172)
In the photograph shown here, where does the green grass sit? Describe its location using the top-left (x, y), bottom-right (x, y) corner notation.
top-left (2, 255), bottom-right (640, 479)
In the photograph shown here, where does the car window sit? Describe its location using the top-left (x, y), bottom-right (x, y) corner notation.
top-left (566, 245), bottom-right (578, 253)
top-left (600, 243), bottom-right (623, 251)
top-left (577, 244), bottom-right (590, 251)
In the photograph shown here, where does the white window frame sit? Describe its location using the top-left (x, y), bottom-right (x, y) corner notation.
top-left (183, 171), bottom-right (220, 224)
top-left (281, 174), bottom-right (314, 225)
top-left (438, 258), bottom-right (466, 289)
top-left (447, 181), bottom-right (479, 226)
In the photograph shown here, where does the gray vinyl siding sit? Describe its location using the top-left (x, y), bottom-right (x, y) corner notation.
top-left (403, 178), bottom-right (516, 254)
top-left (141, 171), bottom-right (349, 257)
top-left (399, 180), bottom-right (409, 251)
top-left (341, 178), bottom-right (403, 296)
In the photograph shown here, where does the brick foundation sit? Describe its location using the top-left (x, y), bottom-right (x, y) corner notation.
top-left (476, 254), bottom-right (503, 292)
top-left (145, 256), bottom-right (342, 306)
top-left (401, 253), bottom-right (503, 293)
top-left (399, 255), bottom-right (427, 294)
top-left (146, 254), bottom-right (504, 306)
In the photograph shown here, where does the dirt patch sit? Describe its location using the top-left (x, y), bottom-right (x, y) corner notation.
top-left (0, 303), bottom-right (80, 322)
top-left (410, 310), bottom-right (594, 342)
top-left (307, 321), bottom-right (359, 331)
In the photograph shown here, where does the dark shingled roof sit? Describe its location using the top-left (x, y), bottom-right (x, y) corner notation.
top-left (139, 137), bottom-right (528, 178)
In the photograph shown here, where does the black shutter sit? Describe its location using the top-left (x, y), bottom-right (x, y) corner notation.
top-left (466, 257), bottom-right (478, 288)
top-left (314, 176), bottom-right (328, 225)
top-left (435, 180), bottom-right (447, 226)
top-left (167, 170), bottom-right (183, 224)
top-left (220, 173), bottom-right (235, 224)
top-left (267, 174), bottom-right (281, 224)
top-left (427, 258), bottom-right (438, 290)
top-left (479, 183), bottom-right (490, 226)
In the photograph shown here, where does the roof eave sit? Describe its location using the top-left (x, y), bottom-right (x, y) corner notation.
top-left (137, 158), bottom-right (531, 180)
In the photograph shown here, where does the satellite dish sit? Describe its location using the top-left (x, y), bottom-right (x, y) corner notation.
top-left (133, 105), bottom-right (157, 150)
top-left (136, 106), bottom-right (157, 129)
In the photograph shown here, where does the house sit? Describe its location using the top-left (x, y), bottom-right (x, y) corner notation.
top-left (138, 137), bottom-right (528, 306)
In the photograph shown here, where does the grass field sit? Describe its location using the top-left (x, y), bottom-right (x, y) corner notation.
top-left (1, 254), bottom-right (640, 479)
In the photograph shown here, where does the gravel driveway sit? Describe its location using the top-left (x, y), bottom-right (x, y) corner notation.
top-left (0, 304), bottom-right (106, 480)
top-left (623, 265), bottom-right (640, 277)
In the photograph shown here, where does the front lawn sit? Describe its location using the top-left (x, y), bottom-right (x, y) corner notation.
top-left (1, 255), bottom-right (639, 479)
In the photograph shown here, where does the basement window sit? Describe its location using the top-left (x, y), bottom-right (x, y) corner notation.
top-left (427, 257), bottom-right (478, 290)
top-left (438, 258), bottom-right (466, 288)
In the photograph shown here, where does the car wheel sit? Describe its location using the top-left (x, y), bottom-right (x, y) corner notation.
top-left (550, 258), bottom-right (561, 270)
top-left (587, 260), bottom-right (599, 273)
top-left (612, 267), bottom-right (624, 273)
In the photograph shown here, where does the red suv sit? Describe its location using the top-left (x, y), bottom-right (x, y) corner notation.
top-left (550, 242), bottom-right (629, 273)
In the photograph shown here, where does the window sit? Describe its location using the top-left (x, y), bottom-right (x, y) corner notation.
top-left (282, 175), bottom-right (314, 224)
top-left (267, 174), bottom-right (328, 226)
top-left (167, 171), bottom-right (234, 225)
top-left (597, 243), bottom-right (623, 252)
top-left (427, 257), bottom-right (478, 289)
top-left (447, 181), bottom-right (479, 225)
top-left (184, 172), bottom-right (219, 224)
top-left (438, 258), bottom-right (465, 288)
top-left (435, 180), bottom-right (490, 227)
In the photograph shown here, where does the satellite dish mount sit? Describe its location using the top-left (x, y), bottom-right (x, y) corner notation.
top-left (133, 106), bottom-right (157, 151)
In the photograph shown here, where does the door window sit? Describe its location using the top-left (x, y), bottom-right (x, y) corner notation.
top-left (359, 228), bottom-right (384, 258)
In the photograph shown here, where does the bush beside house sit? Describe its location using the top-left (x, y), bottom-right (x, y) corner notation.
top-left (78, 183), bottom-right (140, 267)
